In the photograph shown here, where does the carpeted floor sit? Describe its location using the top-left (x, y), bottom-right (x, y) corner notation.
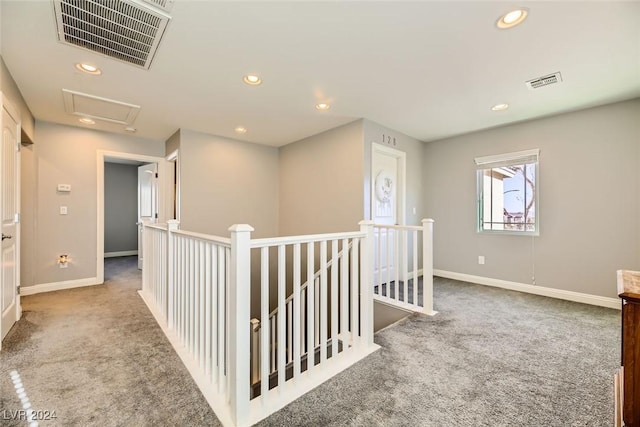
top-left (0, 257), bottom-right (219, 426)
top-left (258, 279), bottom-right (620, 427)
top-left (1, 257), bottom-right (620, 426)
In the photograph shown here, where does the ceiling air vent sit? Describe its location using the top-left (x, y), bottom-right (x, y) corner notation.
top-left (140, 0), bottom-right (174, 12)
top-left (53, 0), bottom-right (171, 69)
top-left (525, 72), bottom-right (563, 90)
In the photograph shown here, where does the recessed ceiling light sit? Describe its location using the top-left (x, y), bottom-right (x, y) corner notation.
top-left (75, 63), bottom-right (102, 75)
top-left (234, 126), bottom-right (248, 134)
top-left (491, 103), bottom-right (509, 111)
top-left (315, 103), bottom-right (330, 111)
top-left (496, 8), bottom-right (528, 29)
top-left (79, 117), bottom-right (95, 124)
top-left (243, 74), bottom-right (262, 85)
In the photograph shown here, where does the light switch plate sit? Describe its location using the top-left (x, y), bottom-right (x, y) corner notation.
top-left (60, 206), bottom-right (68, 215)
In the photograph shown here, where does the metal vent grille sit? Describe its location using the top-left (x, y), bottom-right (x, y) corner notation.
top-left (140, 0), bottom-right (174, 12)
top-left (53, 0), bottom-right (171, 69)
top-left (526, 72), bottom-right (563, 90)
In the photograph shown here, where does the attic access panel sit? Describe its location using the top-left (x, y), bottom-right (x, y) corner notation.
top-left (53, 0), bottom-right (171, 69)
top-left (63, 89), bottom-right (140, 125)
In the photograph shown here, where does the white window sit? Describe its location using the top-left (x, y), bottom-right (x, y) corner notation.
top-left (475, 149), bottom-right (539, 235)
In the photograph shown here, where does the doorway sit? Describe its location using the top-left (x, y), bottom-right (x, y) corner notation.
top-left (0, 95), bottom-right (21, 347)
top-left (97, 151), bottom-right (168, 284)
top-left (371, 143), bottom-right (406, 287)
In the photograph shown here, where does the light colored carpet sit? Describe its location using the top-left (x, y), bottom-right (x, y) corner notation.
top-left (258, 278), bottom-right (620, 427)
top-left (1, 258), bottom-right (620, 426)
top-left (0, 256), bottom-right (219, 426)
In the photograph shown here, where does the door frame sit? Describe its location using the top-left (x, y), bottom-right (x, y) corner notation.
top-left (371, 143), bottom-right (406, 226)
top-left (97, 150), bottom-right (168, 284)
top-left (0, 93), bottom-right (22, 349)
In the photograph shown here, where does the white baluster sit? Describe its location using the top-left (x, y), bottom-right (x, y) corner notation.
top-left (340, 238), bottom-right (349, 347)
top-left (320, 240), bottom-right (328, 363)
top-left (293, 243), bottom-right (301, 378)
top-left (351, 238), bottom-right (360, 343)
top-left (260, 247), bottom-right (270, 399)
top-left (306, 242), bottom-right (315, 372)
top-left (330, 239), bottom-right (338, 358)
top-left (277, 244), bottom-right (286, 390)
top-left (412, 230), bottom-right (418, 307)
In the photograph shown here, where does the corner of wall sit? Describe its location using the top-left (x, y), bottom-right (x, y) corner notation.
top-left (0, 55), bottom-right (36, 141)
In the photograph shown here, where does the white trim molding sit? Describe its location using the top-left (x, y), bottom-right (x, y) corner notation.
top-left (21, 277), bottom-right (102, 296)
top-left (434, 270), bottom-right (620, 310)
top-left (104, 250), bottom-right (138, 258)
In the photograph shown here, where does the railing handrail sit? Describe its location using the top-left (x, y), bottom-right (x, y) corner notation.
top-left (146, 223), bottom-right (168, 231)
top-left (373, 223), bottom-right (423, 231)
top-left (172, 229), bottom-right (232, 246)
top-left (251, 231), bottom-right (365, 248)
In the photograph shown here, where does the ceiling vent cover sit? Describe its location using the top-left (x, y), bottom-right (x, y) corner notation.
top-left (53, 0), bottom-right (171, 69)
top-left (526, 72), bottom-right (563, 90)
top-left (140, 0), bottom-right (174, 12)
top-left (63, 89), bottom-right (141, 124)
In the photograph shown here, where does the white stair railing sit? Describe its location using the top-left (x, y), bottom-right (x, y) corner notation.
top-left (248, 241), bottom-right (353, 387)
top-left (373, 219), bottom-right (437, 315)
top-left (140, 220), bottom-right (380, 427)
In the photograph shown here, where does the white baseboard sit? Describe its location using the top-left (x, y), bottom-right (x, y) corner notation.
top-left (434, 269), bottom-right (620, 310)
top-left (21, 277), bottom-right (102, 296)
top-left (104, 250), bottom-right (138, 258)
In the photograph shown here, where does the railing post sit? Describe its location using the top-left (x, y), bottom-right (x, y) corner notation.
top-left (167, 220), bottom-right (179, 329)
top-left (359, 220), bottom-right (375, 347)
top-left (141, 223), bottom-right (149, 294)
top-left (422, 219), bottom-right (438, 316)
top-left (228, 224), bottom-right (254, 427)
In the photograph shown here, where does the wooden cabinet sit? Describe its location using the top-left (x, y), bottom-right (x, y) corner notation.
top-left (616, 270), bottom-right (640, 427)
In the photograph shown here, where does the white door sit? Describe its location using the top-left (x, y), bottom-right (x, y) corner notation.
top-left (138, 163), bottom-right (158, 269)
top-left (1, 99), bottom-right (20, 344)
top-left (372, 144), bottom-right (405, 291)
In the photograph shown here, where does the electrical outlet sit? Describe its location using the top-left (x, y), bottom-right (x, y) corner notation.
top-left (58, 254), bottom-right (69, 268)
top-left (478, 256), bottom-right (485, 265)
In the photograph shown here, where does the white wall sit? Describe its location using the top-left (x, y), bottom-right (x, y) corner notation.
top-left (423, 99), bottom-right (640, 299)
top-left (22, 121), bottom-right (164, 288)
top-left (104, 162), bottom-right (138, 254)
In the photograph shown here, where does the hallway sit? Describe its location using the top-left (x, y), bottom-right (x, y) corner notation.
top-left (0, 257), bottom-right (218, 426)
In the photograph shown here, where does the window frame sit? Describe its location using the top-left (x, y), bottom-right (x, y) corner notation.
top-left (475, 149), bottom-right (540, 236)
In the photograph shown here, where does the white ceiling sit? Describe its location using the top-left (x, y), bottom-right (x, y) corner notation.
top-left (1, 1), bottom-right (639, 147)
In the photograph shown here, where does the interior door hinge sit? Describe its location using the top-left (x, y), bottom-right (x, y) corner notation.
top-left (155, 213), bottom-right (158, 219)
top-left (17, 285), bottom-right (20, 295)
top-left (155, 173), bottom-right (158, 178)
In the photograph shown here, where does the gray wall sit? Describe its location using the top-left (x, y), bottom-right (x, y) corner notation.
top-left (279, 120), bottom-right (364, 236)
top-left (104, 163), bottom-right (138, 254)
top-left (423, 99), bottom-right (640, 299)
top-left (1, 55), bottom-right (35, 141)
top-left (22, 121), bottom-right (164, 288)
top-left (178, 129), bottom-right (279, 238)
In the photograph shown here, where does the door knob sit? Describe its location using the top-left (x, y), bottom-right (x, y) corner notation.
top-left (2, 234), bottom-right (12, 241)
